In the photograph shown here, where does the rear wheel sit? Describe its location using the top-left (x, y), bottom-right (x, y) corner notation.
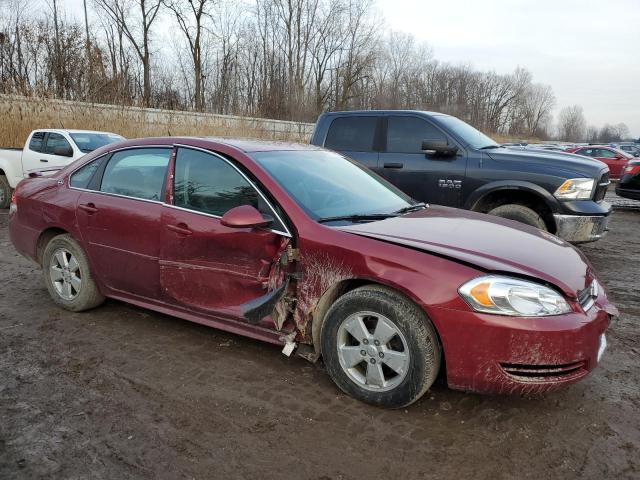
top-left (42, 234), bottom-right (105, 311)
top-left (0, 175), bottom-right (11, 209)
top-left (321, 285), bottom-right (441, 408)
top-left (487, 203), bottom-right (547, 230)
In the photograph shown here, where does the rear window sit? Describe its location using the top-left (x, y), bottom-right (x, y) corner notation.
top-left (100, 148), bottom-right (171, 201)
top-left (325, 117), bottom-right (378, 152)
top-left (28, 132), bottom-right (45, 153)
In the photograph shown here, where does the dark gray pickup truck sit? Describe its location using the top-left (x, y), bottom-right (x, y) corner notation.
top-left (310, 110), bottom-right (612, 243)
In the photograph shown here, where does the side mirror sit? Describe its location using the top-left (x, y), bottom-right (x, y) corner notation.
top-left (421, 140), bottom-right (459, 157)
top-left (220, 205), bottom-right (272, 229)
top-left (53, 145), bottom-right (74, 157)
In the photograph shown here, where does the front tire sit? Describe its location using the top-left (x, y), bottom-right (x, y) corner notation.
top-left (487, 203), bottom-right (547, 230)
top-left (0, 175), bottom-right (11, 209)
top-left (42, 234), bottom-right (105, 312)
top-left (321, 285), bottom-right (441, 408)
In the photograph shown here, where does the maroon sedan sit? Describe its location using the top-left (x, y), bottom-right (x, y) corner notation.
top-left (8, 138), bottom-right (618, 407)
top-left (566, 145), bottom-right (633, 179)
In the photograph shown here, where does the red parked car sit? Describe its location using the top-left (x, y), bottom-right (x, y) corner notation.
top-left (8, 138), bottom-right (618, 407)
top-left (566, 145), bottom-right (633, 179)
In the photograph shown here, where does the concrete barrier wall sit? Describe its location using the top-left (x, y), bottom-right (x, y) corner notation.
top-left (0, 94), bottom-right (316, 147)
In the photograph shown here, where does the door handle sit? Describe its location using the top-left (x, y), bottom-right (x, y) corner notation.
top-left (383, 162), bottom-right (403, 169)
top-left (78, 203), bottom-right (98, 214)
top-left (167, 223), bottom-right (193, 236)
top-left (40, 159), bottom-right (49, 163)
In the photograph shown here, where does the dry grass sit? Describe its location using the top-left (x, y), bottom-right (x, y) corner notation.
top-left (0, 95), bottom-right (314, 148)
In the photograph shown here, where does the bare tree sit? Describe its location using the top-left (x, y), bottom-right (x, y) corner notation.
top-left (95, 0), bottom-right (162, 106)
top-left (557, 105), bottom-right (587, 142)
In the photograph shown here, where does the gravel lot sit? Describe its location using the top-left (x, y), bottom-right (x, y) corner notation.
top-left (1, 198), bottom-right (639, 480)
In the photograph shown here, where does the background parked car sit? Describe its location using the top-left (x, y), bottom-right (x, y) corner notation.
top-left (566, 145), bottom-right (634, 179)
top-left (615, 159), bottom-right (640, 200)
top-left (311, 110), bottom-right (612, 243)
top-left (0, 129), bottom-right (124, 208)
top-left (611, 143), bottom-right (640, 157)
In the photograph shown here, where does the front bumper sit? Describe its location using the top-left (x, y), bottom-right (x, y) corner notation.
top-left (553, 212), bottom-right (611, 243)
top-left (428, 293), bottom-right (617, 395)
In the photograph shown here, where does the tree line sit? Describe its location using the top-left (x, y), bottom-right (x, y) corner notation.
top-left (0, 0), bottom-right (632, 142)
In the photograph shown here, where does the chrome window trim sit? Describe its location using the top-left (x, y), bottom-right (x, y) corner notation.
top-left (68, 186), bottom-right (165, 205)
top-left (173, 144), bottom-right (292, 238)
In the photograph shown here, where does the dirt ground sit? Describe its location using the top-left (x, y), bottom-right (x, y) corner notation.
top-left (1, 200), bottom-right (639, 480)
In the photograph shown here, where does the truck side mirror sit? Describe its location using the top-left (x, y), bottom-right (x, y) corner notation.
top-left (421, 140), bottom-right (458, 157)
top-left (53, 145), bottom-right (74, 157)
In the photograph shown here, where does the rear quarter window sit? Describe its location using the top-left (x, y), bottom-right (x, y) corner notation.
top-left (324, 117), bottom-right (378, 152)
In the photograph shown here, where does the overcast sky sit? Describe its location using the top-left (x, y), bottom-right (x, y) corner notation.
top-left (378, 0), bottom-right (640, 137)
top-left (62, 0), bottom-right (640, 137)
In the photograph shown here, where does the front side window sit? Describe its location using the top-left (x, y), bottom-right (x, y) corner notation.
top-left (434, 115), bottom-right (498, 150)
top-left (387, 116), bottom-right (447, 153)
top-left (28, 132), bottom-right (45, 152)
top-left (597, 149), bottom-right (617, 159)
top-left (325, 117), bottom-right (378, 152)
top-left (173, 148), bottom-right (285, 232)
top-left (100, 148), bottom-right (171, 201)
top-left (44, 133), bottom-right (72, 155)
top-left (252, 150), bottom-right (412, 220)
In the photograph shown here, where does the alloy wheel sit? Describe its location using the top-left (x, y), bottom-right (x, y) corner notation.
top-left (336, 311), bottom-right (410, 392)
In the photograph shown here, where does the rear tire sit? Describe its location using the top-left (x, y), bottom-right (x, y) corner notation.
top-left (487, 203), bottom-right (547, 230)
top-left (321, 285), bottom-right (441, 409)
top-left (42, 234), bottom-right (105, 312)
top-left (0, 175), bottom-right (11, 209)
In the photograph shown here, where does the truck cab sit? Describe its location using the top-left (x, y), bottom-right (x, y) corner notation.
top-left (0, 129), bottom-right (124, 208)
top-left (311, 110), bottom-right (612, 243)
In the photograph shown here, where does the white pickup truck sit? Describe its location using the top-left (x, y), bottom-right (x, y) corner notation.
top-left (0, 129), bottom-right (124, 208)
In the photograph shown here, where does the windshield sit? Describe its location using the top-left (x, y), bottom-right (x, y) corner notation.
top-left (435, 115), bottom-right (499, 149)
top-left (251, 150), bottom-right (413, 221)
top-left (70, 132), bottom-right (124, 153)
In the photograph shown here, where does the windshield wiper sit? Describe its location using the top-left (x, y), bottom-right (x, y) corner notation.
top-left (394, 202), bottom-right (427, 215)
top-left (317, 213), bottom-right (397, 224)
top-left (479, 145), bottom-right (501, 150)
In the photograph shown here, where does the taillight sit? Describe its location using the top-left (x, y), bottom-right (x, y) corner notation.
top-left (623, 165), bottom-right (640, 175)
top-left (9, 190), bottom-right (17, 215)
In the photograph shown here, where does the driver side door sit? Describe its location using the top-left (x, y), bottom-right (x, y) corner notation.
top-left (159, 147), bottom-right (291, 328)
top-left (378, 115), bottom-right (467, 206)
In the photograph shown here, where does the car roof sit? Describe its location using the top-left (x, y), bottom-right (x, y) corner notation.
top-left (34, 128), bottom-right (122, 136)
top-left (113, 136), bottom-right (324, 153)
top-left (320, 109), bottom-right (448, 117)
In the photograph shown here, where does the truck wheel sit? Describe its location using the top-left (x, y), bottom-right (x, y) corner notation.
top-left (488, 204), bottom-right (547, 230)
top-left (0, 175), bottom-right (11, 209)
top-left (42, 234), bottom-right (105, 312)
top-left (321, 285), bottom-right (441, 409)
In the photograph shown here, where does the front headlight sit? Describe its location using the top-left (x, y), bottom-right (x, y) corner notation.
top-left (554, 178), bottom-right (595, 200)
top-left (459, 275), bottom-right (571, 316)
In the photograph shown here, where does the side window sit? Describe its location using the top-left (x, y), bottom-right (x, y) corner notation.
top-left (173, 148), bottom-right (286, 231)
top-left (70, 158), bottom-right (102, 189)
top-left (44, 133), bottom-right (72, 155)
top-left (578, 148), bottom-right (593, 156)
top-left (325, 117), bottom-right (378, 152)
top-left (597, 149), bottom-right (617, 159)
top-left (387, 116), bottom-right (447, 153)
top-left (28, 132), bottom-right (45, 153)
top-left (100, 148), bottom-right (171, 201)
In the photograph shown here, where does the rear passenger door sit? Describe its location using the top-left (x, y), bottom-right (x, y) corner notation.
top-left (75, 147), bottom-right (172, 300)
top-left (378, 115), bottom-right (467, 207)
top-left (323, 116), bottom-right (381, 172)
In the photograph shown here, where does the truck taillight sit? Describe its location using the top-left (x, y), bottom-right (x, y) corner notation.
top-left (9, 190), bottom-right (17, 214)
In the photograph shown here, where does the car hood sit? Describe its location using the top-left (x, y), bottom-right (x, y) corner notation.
top-left (486, 147), bottom-right (607, 178)
top-left (338, 205), bottom-right (594, 297)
